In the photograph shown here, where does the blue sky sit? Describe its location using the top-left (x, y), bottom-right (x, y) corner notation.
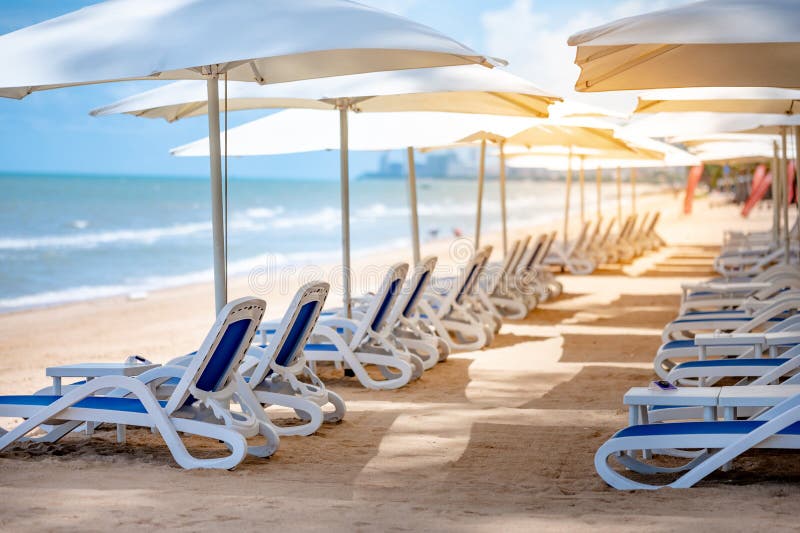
top-left (0, 0), bottom-right (686, 180)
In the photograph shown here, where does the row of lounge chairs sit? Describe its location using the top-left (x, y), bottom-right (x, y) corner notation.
top-left (544, 212), bottom-right (665, 274)
top-left (596, 224), bottom-right (800, 489)
top-left (0, 225), bottom-right (578, 469)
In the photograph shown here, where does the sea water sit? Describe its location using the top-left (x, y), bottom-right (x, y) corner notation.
top-left (0, 173), bottom-right (637, 311)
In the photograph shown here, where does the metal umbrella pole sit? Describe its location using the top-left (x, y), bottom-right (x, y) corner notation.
top-left (499, 141), bottom-right (508, 258)
top-left (407, 146), bottom-right (421, 265)
top-left (563, 146), bottom-right (573, 247)
top-left (206, 76), bottom-right (227, 314)
top-left (475, 138), bottom-right (487, 249)
top-left (579, 155), bottom-right (586, 224)
top-left (596, 166), bottom-right (602, 219)
top-left (338, 104), bottom-right (352, 317)
top-left (616, 165), bottom-right (622, 230)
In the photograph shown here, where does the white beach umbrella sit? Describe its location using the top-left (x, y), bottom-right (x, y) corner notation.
top-left (172, 109), bottom-right (534, 307)
top-left (0, 0), bottom-right (499, 313)
top-left (568, 0), bottom-right (800, 92)
top-left (500, 122), bottom-right (664, 242)
top-left (92, 65), bottom-right (557, 313)
top-left (634, 88), bottom-right (800, 115)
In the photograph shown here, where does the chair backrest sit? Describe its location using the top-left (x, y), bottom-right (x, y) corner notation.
top-left (647, 211), bottom-right (661, 233)
top-left (248, 282), bottom-right (329, 385)
top-left (586, 216), bottom-right (603, 248)
top-left (571, 221), bottom-right (592, 252)
top-left (488, 240), bottom-right (521, 294)
top-left (507, 234), bottom-right (531, 274)
top-left (165, 297), bottom-right (265, 414)
top-left (636, 212), bottom-right (651, 238)
top-left (533, 231), bottom-right (557, 266)
top-left (517, 234), bottom-right (545, 274)
top-left (598, 216), bottom-right (617, 245)
top-left (387, 255), bottom-right (437, 325)
top-left (622, 214), bottom-right (638, 239)
top-left (461, 246), bottom-right (492, 301)
top-left (352, 262), bottom-right (409, 345)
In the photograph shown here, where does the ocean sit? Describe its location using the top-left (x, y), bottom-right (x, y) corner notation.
top-left (0, 173), bottom-right (639, 312)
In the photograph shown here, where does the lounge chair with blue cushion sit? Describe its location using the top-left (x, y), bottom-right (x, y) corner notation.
top-left (418, 247), bottom-right (494, 352)
top-left (543, 222), bottom-right (597, 275)
top-left (0, 297), bottom-right (276, 469)
top-left (479, 239), bottom-right (530, 320)
top-left (595, 391), bottom-right (800, 490)
top-left (380, 256), bottom-right (447, 367)
top-left (654, 314), bottom-right (800, 380)
top-left (661, 294), bottom-right (800, 342)
top-left (244, 282), bottom-right (345, 436)
top-left (302, 263), bottom-right (421, 390)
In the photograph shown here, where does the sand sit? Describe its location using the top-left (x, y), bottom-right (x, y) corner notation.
top-left (1, 192), bottom-right (798, 532)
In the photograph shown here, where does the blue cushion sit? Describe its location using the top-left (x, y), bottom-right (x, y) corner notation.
top-left (403, 271), bottom-right (429, 318)
top-left (0, 395), bottom-right (168, 413)
top-left (371, 278), bottom-right (402, 332)
top-left (683, 309), bottom-right (747, 316)
top-left (661, 339), bottom-right (697, 350)
top-left (304, 343), bottom-right (339, 352)
top-left (195, 318), bottom-right (251, 393)
top-left (614, 420), bottom-right (800, 439)
top-left (675, 358), bottom-right (789, 369)
top-left (275, 300), bottom-right (319, 368)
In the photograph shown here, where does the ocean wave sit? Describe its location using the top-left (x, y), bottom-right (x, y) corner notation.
top-left (0, 221), bottom-right (213, 251)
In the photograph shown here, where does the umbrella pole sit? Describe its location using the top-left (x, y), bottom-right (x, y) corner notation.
top-left (407, 147), bottom-right (420, 265)
top-left (631, 167), bottom-right (637, 214)
top-left (206, 76), bottom-right (227, 314)
top-left (616, 166), bottom-right (622, 231)
top-left (339, 106), bottom-right (352, 318)
top-left (596, 166), bottom-right (602, 219)
top-left (579, 155), bottom-right (585, 225)
top-left (795, 126), bottom-right (800, 260)
top-left (773, 141), bottom-right (781, 244)
top-left (782, 128), bottom-right (790, 263)
top-left (499, 141), bottom-right (508, 258)
top-left (475, 139), bottom-right (486, 250)
top-left (563, 147), bottom-right (573, 247)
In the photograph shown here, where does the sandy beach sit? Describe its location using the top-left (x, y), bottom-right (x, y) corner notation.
top-left (1, 192), bottom-right (796, 532)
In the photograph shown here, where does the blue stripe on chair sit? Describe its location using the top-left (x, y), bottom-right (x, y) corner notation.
top-left (675, 358), bottom-right (789, 369)
top-left (648, 405), bottom-right (693, 411)
top-left (661, 339), bottom-right (697, 350)
top-left (683, 310), bottom-right (747, 316)
top-left (614, 420), bottom-right (800, 439)
top-left (403, 271), bottom-right (430, 318)
top-left (304, 343), bottom-right (339, 352)
top-left (195, 318), bottom-right (252, 393)
top-left (671, 317), bottom-right (783, 324)
top-left (372, 278), bottom-right (402, 332)
top-left (0, 395), bottom-right (168, 413)
top-left (275, 300), bottom-right (319, 368)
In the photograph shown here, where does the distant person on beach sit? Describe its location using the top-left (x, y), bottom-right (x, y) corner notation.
top-left (452, 227), bottom-right (463, 237)
top-left (428, 228), bottom-right (440, 240)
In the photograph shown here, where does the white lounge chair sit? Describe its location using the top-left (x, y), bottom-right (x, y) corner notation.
top-left (418, 247), bottom-right (494, 352)
top-left (0, 297), bottom-right (274, 469)
top-left (595, 392), bottom-right (800, 490)
top-left (303, 263), bottom-right (421, 390)
top-left (244, 282), bottom-right (346, 436)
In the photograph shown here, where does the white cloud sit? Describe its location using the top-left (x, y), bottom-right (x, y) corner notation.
top-left (480, 0), bottom-right (692, 114)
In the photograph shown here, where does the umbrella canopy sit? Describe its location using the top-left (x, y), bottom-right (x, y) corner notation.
top-left (502, 123), bottom-right (663, 160)
top-left (171, 110), bottom-right (532, 156)
top-left (622, 113), bottom-right (800, 139)
top-left (0, 0), bottom-right (498, 98)
top-left (635, 88), bottom-right (800, 115)
top-left (92, 65), bottom-right (558, 120)
top-left (0, 0), bottom-right (501, 313)
top-left (567, 0), bottom-right (800, 92)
